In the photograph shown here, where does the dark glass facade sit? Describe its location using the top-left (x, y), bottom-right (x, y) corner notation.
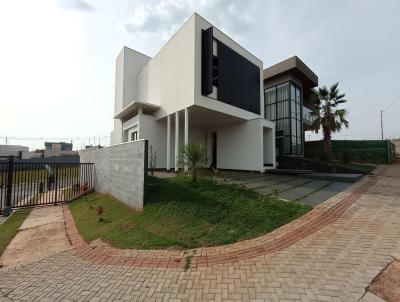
top-left (265, 82), bottom-right (303, 155)
top-left (201, 27), bottom-right (261, 115)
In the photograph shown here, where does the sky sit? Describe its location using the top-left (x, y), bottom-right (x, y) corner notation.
top-left (0, 0), bottom-right (399, 150)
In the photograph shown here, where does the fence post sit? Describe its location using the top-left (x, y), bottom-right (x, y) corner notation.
top-left (54, 166), bottom-right (58, 206)
top-left (3, 156), bottom-right (14, 217)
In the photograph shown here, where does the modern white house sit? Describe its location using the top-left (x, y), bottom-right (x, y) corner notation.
top-left (110, 13), bottom-right (276, 172)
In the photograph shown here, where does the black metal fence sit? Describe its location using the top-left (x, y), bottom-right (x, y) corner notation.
top-left (0, 156), bottom-right (94, 215)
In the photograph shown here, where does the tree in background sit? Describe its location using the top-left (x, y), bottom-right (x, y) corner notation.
top-left (179, 143), bottom-right (206, 183)
top-left (310, 82), bottom-right (349, 159)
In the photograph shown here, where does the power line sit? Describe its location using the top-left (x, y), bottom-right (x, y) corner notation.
top-left (383, 96), bottom-right (400, 111)
top-left (0, 135), bottom-right (110, 141)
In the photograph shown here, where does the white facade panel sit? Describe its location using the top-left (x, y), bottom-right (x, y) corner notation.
top-left (215, 119), bottom-right (266, 171)
top-left (136, 16), bottom-right (196, 119)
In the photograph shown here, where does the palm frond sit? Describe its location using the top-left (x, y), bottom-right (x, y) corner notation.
top-left (312, 82), bottom-right (350, 137)
top-left (329, 82), bottom-right (339, 99)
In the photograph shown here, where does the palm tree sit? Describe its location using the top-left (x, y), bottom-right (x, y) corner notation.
top-left (179, 143), bottom-right (207, 182)
top-left (310, 83), bottom-right (349, 158)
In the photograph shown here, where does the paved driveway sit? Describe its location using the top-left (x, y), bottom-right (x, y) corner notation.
top-left (0, 165), bottom-right (399, 301)
top-left (223, 172), bottom-right (354, 207)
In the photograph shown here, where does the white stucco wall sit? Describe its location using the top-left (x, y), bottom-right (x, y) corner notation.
top-left (263, 124), bottom-right (276, 168)
top-left (114, 47), bottom-right (151, 115)
top-left (213, 119), bottom-right (272, 172)
top-left (135, 16), bottom-right (196, 118)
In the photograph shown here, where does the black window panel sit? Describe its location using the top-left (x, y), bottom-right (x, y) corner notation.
top-left (217, 42), bottom-right (260, 114)
top-left (201, 27), bottom-right (213, 95)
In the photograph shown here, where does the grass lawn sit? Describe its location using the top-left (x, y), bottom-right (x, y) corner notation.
top-left (0, 209), bottom-right (31, 256)
top-left (69, 176), bottom-right (311, 250)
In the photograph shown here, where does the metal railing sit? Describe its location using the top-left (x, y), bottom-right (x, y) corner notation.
top-left (0, 156), bottom-right (94, 215)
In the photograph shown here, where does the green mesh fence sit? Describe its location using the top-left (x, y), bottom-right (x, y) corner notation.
top-left (305, 140), bottom-right (396, 164)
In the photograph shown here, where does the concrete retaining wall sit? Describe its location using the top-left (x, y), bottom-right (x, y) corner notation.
top-left (79, 140), bottom-right (148, 210)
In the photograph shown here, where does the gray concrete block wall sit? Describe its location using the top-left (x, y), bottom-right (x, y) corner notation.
top-left (79, 140), bottom-right (147, 210)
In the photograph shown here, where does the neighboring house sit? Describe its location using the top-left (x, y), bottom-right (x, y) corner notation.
top-left (0, 145), bottom-right (44, 160)
top-left (392, 138), bottom-right (400, 156)
top-left (263, 56), bottom-right (318, 167)
top-left (44, 142), bottom-right (76, 157)
top-left (111, 13), bottom-right (275, 172)
top-left (0, 145), bottom-right (28, 158)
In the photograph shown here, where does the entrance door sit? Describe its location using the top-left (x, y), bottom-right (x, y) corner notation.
top-left (211, 132), bottom-right (217, 169)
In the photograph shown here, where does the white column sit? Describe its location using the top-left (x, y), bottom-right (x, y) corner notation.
top-left (138, 107), bottom-right (143, 138)
top-left (175, 111), bottom-right (179, 172)
top-left (184, 108), bottom-right (189, 171)
top-left (166, 115), bottom-right (171, 171)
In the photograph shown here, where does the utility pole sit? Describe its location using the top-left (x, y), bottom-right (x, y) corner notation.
top-left (380, 110), bottom-right (384, 140)
top-left (5, 136), bottom-right (7, 145)
top-left (381, 97), bottom-right (400, 140)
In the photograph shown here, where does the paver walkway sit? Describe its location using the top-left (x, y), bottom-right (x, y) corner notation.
top-left (0, 165), bottom-right (399, 301)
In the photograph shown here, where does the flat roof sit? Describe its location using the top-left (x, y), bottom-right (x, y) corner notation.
top-left (114, 100), bottom-right (160, 120)
top-left (263, 56), bottom-right (318, 87)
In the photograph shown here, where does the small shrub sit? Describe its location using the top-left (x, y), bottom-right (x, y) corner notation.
top-left (270, 188), bottom-right (280, 198)
top-left (179, 144), bottom-right (207, 183)
top-left (82, 182), bottom-right (89, 192)
top-left (96, 206), bottom-right (104, 222)
top-left (184, 255), bottom-right (192, 271)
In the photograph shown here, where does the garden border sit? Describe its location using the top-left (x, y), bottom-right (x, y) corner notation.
top-left (63, 176), bottom-right (376, 269)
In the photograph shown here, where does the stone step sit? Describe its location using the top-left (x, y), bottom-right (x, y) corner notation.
top-left (298, 182), bottom-right (353, 207)
top-left (299, 173), bottom-right (363, 183)
top-left (256, 178), bottom-right (313, 195)
top-left (245, 176), bottom-right (295, 189)
top-left (279, 180), bottom-right (332, 202)
top-left (240, 175), bottom-right (288, 185)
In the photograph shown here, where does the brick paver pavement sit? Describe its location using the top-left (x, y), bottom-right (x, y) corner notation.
top-left (0, 166), bottom-right (399, 301)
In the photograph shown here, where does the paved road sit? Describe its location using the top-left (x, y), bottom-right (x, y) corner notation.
top-left (0, 165), bottom-right (399, 301)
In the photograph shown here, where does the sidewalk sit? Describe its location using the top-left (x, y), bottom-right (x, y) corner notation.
top-left (0, 206), bottom-right (71, 267)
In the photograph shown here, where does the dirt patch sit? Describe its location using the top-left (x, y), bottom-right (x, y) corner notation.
top-left (121, 222), bottom-right (135, 231)
top-left (89, 238), bottom-right (111, 248)
top-left (368, 260), bottom-right (400, 302)
top-left (165, 245), bottom-right (184, 251)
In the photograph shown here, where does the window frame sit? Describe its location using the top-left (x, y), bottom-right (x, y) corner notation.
top-left (264, 80), bottom-right (304, 155)
top-left (130, 131), bottom-right (138, 142)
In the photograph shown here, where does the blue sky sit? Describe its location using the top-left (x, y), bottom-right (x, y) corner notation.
top-left (0, 0), bottom-right (399, 150)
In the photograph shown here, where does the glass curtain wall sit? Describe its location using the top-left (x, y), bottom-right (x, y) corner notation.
top-left (265, 82), bottom-right (303, 155)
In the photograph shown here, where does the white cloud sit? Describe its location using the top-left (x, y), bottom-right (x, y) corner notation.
top-left (122, 0), bottom-right (258, 40)
top-left (57, 0), bottom-right (95, 12)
